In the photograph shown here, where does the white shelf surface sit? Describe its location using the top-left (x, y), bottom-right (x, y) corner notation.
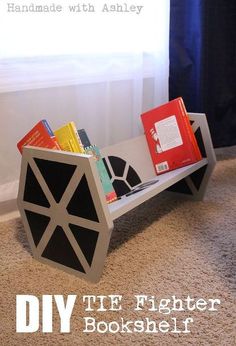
top-left (108, 158), bottom-right (208, 220)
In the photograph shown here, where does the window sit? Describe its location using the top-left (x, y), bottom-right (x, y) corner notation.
top-left (0, 0), bottom-right (170, 92)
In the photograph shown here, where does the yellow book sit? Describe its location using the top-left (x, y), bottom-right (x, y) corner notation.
top-left (54, 121), bottom-right (85, 153)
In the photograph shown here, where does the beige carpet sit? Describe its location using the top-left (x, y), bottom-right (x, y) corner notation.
top-left (0, 147), bottom-right (235, 346)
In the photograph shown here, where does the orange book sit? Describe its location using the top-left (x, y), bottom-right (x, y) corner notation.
top-left (141, 97), bottom-right (202, 175)
top-left (17, 119), bottom-right (61, 154)
top-left (178, 97), bottom-right (202, 161)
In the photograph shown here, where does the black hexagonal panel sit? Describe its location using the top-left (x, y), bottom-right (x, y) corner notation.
top-left (69, 224), bottom-right (99, 266)
top-left (24, 164), bottom-right (50, 208)
top-left (25, 210), bottom-right (51, 246)
top-left (67, 174), bottom-right (99, 222)
top-left (34, 158), bottom-right (76, 203)
top-left (42, 226), bottom-right (85, 273)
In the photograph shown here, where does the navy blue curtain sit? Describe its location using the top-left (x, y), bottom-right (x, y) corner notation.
top-left (169, 0), bottom-right (236, 147)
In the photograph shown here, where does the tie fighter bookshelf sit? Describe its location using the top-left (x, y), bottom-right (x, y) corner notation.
top-left (17, 113), bottom-right (216, 282)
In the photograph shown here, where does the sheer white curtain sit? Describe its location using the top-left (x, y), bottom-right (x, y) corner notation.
top-left (0, 0), bottom-right (170, 201)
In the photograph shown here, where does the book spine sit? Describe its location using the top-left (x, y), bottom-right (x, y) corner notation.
top-left (186, 114), bottom-right (202, 160)
top-left (85, 145), bottom-right (117, 203)
top-left (78, 129), bottom-right (92, 148)
top-left (42, 119), bottom-right (54, 137)
top-left (42, 119), bottom-right (61, 150)
top-left (178, 98), bottom-right (202, 161)
top-left (70, 122), bottom-right (85, 154)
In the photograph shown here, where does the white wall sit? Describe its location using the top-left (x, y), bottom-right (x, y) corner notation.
top-left (0, 78), bottom-right (157, 200)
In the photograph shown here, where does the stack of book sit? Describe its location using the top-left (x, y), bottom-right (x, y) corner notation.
top-left (17, 97), bottom-right (202, 201)
top-left (17, 119), bottom-right (117, 204)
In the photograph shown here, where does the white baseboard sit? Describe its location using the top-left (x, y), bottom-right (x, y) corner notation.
top-left (0, 180), bottom-right (19, 221)
top-left (0, 180), bottom-right (19, 203)
top-left (0, 199), bottom-right (20, 222)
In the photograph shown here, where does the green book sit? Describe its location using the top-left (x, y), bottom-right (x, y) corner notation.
top-left (85, 145), bottom-right (117, 203)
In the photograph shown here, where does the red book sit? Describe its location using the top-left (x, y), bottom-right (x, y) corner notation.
top-left (17, 119), bottom-right (61, 154)
top-left (141, 97), bottom-right (202, 175)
